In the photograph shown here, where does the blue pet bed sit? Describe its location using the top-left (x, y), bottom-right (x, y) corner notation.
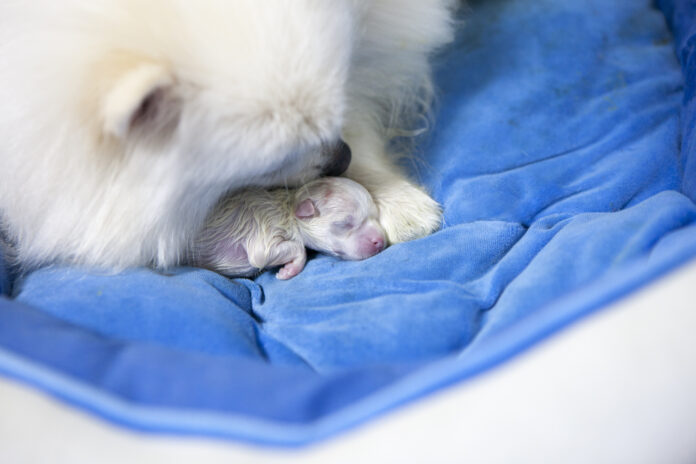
top-left (1, 0), bottom-right (694, 448)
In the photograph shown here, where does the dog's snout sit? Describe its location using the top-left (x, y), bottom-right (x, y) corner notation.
top-left (322, 140), bottom-right (352, 177)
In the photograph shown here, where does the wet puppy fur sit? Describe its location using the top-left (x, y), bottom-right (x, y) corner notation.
top-left (0, 0), bottom-right (456, 271)
top-left (194, 177), bottom-right (386, 279)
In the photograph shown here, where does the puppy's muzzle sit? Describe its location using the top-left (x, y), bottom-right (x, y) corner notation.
top-left (322, 140), bottom-right (352, 177)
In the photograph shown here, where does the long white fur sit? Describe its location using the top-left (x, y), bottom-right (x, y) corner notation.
top-left (0, 0), bottom-right (456, 271)
top-left (193, 177), bottom-right (385, 279)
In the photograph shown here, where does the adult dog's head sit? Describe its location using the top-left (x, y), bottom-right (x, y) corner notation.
top-left (0, 0), bottom-right (356, 268)
top-left (95, 0), bottom-right (354, 189)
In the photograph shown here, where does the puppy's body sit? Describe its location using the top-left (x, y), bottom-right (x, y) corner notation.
top-left (194, 187), bottom-right (304, 279)
top-left (194, 177), bottom-right (386, 279)
top-left (0, 0), bottom-right (455, 270)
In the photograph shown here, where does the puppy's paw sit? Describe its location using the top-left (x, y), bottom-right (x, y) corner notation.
top-left (276, 253), bottom-right (307, 280)
top-left (375, 181), bottom-right (442, 244)
top-left (276, 264), bottom-right (299, 280)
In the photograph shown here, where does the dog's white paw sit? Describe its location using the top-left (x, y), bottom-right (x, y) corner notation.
top-left (375, 181), bottom-right (442, 244)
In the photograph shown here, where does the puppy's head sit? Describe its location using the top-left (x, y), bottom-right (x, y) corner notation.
top-left (92, 0), bottom-right (355, 191)
top-left (294, 177), bottom-right (386, 260)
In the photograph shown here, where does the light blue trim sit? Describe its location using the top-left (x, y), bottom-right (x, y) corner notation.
top-left (1, 245), bottom-right (694, 446)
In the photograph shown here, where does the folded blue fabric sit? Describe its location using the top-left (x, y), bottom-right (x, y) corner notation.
top-left (658, 0), bottom-right (696, 200)
top-left (1, 0), bottom-right (695, 445)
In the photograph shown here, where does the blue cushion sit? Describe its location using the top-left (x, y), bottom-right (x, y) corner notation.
top-left (1, 0), bottom-right (695, 445)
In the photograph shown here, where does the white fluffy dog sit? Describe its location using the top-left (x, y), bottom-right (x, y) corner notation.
top-left (194, 177), bottom-right (386, 279)
top-left (0, 0), bottom-right (455, 270)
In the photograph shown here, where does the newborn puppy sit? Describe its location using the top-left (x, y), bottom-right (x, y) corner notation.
top-left (193, 178), bottom-right (386, 280)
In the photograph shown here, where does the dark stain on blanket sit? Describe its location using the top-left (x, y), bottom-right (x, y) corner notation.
top-left (653, 37), bottom-right (671, 47)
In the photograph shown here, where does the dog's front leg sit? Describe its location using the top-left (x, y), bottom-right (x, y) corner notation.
top-left (344, 127), bottom-right (442, 244)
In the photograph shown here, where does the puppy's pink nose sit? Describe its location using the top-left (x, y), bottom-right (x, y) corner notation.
top-left (357, 230), bottom-right (386, 258)
top-left (371, 236), bottom-right (385, 254)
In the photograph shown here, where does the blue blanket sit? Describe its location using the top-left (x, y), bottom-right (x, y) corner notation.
top-left (1, 0), bottom-right (695, 445)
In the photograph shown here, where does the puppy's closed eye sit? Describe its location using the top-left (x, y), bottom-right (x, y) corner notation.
top-left (331, 217), bottom-right (354, 234)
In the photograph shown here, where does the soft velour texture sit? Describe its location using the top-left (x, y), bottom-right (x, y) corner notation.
top-left (1, 0), bottom-right (696, 445)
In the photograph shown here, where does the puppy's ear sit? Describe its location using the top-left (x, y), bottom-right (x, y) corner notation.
top-left (295, 199), bottom-right (318, 220)
top-left (100, 61), bottom-right (178, 140)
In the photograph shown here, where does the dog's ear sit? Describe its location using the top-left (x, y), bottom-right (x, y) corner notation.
top-left (100, 61), bottom-right (178, 140)
top-left (295, 199), bottom-right (318, 220)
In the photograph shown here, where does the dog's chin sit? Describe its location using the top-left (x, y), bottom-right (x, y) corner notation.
top-left (247, 151), bottom-right (324, 189)
top-left (258, 165), bottom-right (324, 190)
top-left (246, 139), bottom-right (352, 190)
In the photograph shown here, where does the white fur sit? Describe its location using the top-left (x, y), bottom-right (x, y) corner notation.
top-left (193, 177), bottom-right (385, 279)
top-left (0, 0), bottom-right (455, 270)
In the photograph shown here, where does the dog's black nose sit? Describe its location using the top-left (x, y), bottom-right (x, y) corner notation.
top-left (322, 140), bottom-right (352, 176)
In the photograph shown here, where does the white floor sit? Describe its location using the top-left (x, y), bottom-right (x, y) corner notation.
top-left (2, 261), bottom-right (696, 464)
